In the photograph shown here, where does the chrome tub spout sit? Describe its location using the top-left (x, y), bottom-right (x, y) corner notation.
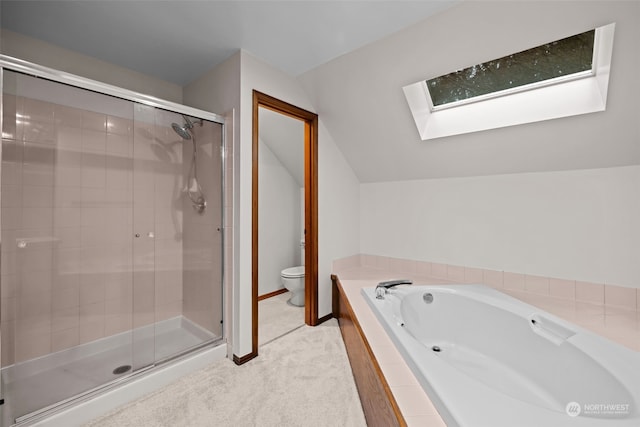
top-left (375, 279), bottom-right (413, 299)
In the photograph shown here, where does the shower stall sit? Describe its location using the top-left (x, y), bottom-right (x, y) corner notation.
top-left (0, 56), bottom-right (226, 425)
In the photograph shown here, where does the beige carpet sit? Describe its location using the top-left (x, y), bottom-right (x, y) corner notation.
top-left (85, 319), bottom-right (366, 427)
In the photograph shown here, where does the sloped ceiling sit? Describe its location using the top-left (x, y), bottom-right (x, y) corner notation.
top-left (259, 107), bottom-right (305, 187)
top-left (299, 1), bottom-right (640, 182)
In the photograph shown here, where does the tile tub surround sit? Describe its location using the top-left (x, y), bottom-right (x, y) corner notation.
top-left (334, 255), bottom-right (640, 324)
top-left (332, 257), bottom-right (640, 427)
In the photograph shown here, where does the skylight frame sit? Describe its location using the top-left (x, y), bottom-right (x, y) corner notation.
top-left (425, 30), bottom-right (598, 113)
top-left (403, 23), bottom-right (615, 141)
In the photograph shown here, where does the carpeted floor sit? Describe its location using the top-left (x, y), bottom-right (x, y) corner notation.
top-left (258, 291), bottom-right (305, 346)
top-left (84, 319), bottom-right (366, 427)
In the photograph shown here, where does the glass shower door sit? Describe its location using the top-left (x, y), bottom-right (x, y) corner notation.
top-left (130, 103), bottom-right (157, 372)
top-left (0, 64), bottom-right (224, 426)
top-left (0, 70), bottom-right (139, 424)
top-left (135, 106), bottom-right (225, 365)
top-left (177, 114), bottom-right (224, 356)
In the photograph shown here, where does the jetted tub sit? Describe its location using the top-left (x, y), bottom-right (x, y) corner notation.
top-left (362, 284), bottom-right (640, 426)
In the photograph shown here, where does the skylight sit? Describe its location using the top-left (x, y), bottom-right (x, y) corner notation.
top-left (426, 30), bottom-right (595, 110)
top-left (403, 23), bottom-right (615, 140)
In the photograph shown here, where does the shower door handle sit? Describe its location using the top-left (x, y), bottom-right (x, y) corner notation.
top-left (134, 232), bottom-right (154, 238)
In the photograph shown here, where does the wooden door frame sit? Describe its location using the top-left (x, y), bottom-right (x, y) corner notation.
top-left (252, 90), bottom-right (319, 356)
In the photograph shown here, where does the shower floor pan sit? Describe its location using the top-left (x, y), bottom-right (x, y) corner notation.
top-left (1, 316), bottom-right (219, 425)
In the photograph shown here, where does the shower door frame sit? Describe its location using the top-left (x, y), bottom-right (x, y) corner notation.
top-left (0, 54), bottom-right (227, 421)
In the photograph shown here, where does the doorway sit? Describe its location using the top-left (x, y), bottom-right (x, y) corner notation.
top-left (252, 91), bottom-right (318, 357)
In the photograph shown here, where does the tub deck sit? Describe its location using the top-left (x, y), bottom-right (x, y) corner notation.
top-left (332, 265), bottom-right (640, 427)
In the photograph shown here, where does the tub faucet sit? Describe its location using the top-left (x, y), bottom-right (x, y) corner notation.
top-left (375, 279), bottom-right (413, 299)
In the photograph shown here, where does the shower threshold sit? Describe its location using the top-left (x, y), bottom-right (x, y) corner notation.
top-left (1, 316), bottom-right (221, 426)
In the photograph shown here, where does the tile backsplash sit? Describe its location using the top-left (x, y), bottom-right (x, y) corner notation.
top-left (333, 254), bottom-right (639, 313)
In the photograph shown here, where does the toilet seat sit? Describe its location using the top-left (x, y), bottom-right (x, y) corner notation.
top-left (281, 266), bottom-right (305, 278)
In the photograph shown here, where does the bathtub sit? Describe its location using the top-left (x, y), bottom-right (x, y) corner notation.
top-left (362, 284), bottom-right (640, 426)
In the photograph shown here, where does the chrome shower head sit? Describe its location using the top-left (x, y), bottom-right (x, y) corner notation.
top-left (171, 122), bottom-right (192, 140)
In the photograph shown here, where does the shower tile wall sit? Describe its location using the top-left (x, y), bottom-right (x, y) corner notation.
top-left (1, 94), bottom-right (185, 366)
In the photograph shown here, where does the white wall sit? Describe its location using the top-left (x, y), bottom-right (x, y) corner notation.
top-left (184, 50), bottom-right (360, 358)
top-left (361, 165), bottom-right (640, 288)
top-left (1, 30), bottom-right (183, 103)
top-left (239, 51), bottom-right (360, 356)
top-left (258, 138), bottom-right (302, 296)
top-left (317, 120), bottom-right (361, 288)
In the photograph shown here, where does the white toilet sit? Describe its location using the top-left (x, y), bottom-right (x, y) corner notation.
top-left (281, 266), bottom-right (305, 306)
top-left (281, 238), bottom-right (305, 306)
